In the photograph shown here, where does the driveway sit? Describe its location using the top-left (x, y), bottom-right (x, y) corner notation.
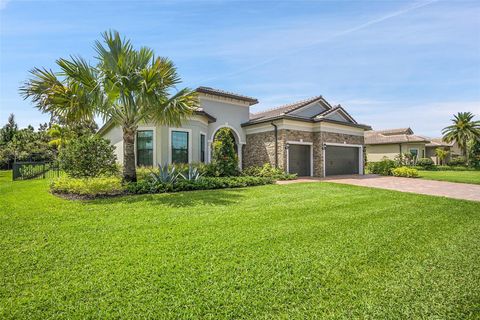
top-left (278, 175), bottom-right (480, 202)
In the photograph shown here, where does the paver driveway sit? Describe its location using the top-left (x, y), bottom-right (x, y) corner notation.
top-left (279, 175), bottom-right (480, 202)
top-left (325, 175), bottom-right (480, 202)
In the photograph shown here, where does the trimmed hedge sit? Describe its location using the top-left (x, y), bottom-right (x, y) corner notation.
top-left (125, 176), bottom-right (275, 194)
top-left (366, 158), bottom-right (396, 176)
top-left (51, 175), bottom-right (275, 198)
top-left (392, 167), bottom-right (419, 178)
top-left (242, 163), bottom-right (297, 180)
top-left (51, 176), bottom-right (123, 197)
top-left (416, 158), bottom-right (434, 168)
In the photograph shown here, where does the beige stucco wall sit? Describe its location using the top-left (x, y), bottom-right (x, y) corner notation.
top-left (366, 143), bottom-right (426, 162)
top-left (100, 116), bottom-right (209, 166)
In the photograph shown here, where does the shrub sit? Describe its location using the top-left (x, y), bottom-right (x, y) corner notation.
top-left (126, 176), bottom-right (274, 194)
top-left (58, 135), bottom-right (118, 178)
top-left (416, 158), bottom-right (435, 168)
top-left (449, 156), bottom-right (467, 166)
top-left (211, 128), bottom-right (239, 176)
top-left (149, 164), bottom-right (180, 184)
top-left (392, 166), bottom-right (419, 178)
top-left (243, 163), bottom-right (297, 180)
top-left (366, 158), bottom-right (396, 175)
top-left (51, 176), bottom-right (123, 196)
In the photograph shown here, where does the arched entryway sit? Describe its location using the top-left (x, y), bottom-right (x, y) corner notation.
top-left (209, 126), bottom-right (243, 168)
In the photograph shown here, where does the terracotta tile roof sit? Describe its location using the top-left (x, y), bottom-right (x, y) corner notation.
top-left (196, 86), bottom-right (258, 105)
top-left (425, 138), bottom-right (454, 147)
top-left (373, 128), bottom-right (413, 135)
top-left (365, 128), bottom-right (430, 145)
top-left (250, 96), bottom-right (324, 120)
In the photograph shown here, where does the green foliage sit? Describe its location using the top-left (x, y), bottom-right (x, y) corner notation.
top-left (58, 135), bottom-right (118, 178)
top-left (211, 128), bottom-right (239, 177)
top-left (20, 30), bottom-right (198, 182)
top-left (416, 157), bottom-right (434, 168)
top-left (392, 166), bottom-right (419, 178)
top-left (0, 123), bottom-right (54, 169)
top-left (243, 163), bottom-right (297, 180)
top-left (442, 112), bottom-right (480, 160)
top-left (449, 156), bottom-right (467, 166)
top-left (125, 176), bottom-right (274, 194)
top-left (0, 113), bottom-right (18, 145)
top-left (366, 158), bottom-right (397, 175)
top-left (435, 148), bottom-right (449, 166)
top-left (149, 164), bottom-right (180, 184)
top-left (50, 176), bottom-right (123, 196)
top-left (467, 138), bottom-right (480, 168)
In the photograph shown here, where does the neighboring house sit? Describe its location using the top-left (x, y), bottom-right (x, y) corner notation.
top-left (425, 138), bottom-right (462, 164)
top-left (365, 128), bottom-right (430, 162)
top-left (99, 87), bottom-right (371, 177)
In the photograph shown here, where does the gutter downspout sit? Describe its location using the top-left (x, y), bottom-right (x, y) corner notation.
top-left (271, 122), bottom-right (278, 168)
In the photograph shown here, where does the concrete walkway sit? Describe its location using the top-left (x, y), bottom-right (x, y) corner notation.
top-left (278, 175), bottom-right (480, 202)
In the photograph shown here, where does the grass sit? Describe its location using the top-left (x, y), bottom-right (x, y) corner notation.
top-left (1, 170), bottom-right (479, 319)
top-left (418, 169), bottom-right (480, 185)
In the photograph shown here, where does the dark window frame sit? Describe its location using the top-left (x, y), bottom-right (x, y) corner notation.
top-left (136, 130), bottom-right (154, 167)
top-left (171, 130), bottom-right (189, 164)
top-left (200, 133), bottom-right (206, 163)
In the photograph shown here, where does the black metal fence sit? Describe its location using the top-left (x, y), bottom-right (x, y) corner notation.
top-left (12, 161), bottom-right (61, 181)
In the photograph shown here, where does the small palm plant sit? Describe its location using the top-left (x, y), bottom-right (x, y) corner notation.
top-left (435, 148), bottom-right (449, 165)
top-left (442, 112), bottom-right (480, 162)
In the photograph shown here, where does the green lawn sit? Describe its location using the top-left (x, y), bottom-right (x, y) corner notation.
top-left (1, 171), bottom-right (479, 319)
top-left (418, 170), bottom-right (480, 185)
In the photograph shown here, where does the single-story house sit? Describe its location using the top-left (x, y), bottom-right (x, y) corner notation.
top-left (365, 127), bottom-right (462, 164)
top-left (365, 128), bottom-right (430, 162)
top-left (99, 87), bottom-right (371, 177)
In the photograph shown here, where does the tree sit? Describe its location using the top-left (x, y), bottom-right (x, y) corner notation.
top-left (435, 148), bottom-right (449, 165)
top-left (442, 112), bottom-right (480, 162)
top-left (58, 135), bottom-right (118, 178)
top-left (0, 113), bottom-right (18, 145)
top-left (211, 128), bottom-right (239, 176)
top-left (20, 30), bottom-right (198, 182)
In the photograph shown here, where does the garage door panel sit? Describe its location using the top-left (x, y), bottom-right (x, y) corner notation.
top-left (325, 146), bottom-right (359, 176)
top-left (288, 145), bottom-right (311, 176)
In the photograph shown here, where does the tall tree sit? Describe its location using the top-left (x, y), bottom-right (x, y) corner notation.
top-left (442, 112), bottom-right (480, 162)
top-left (20, 30), bottom-right (198, 181)
top-left (0, 113), bottom-right (18, 144)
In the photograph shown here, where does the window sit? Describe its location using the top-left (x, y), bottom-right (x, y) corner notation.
top-left (137, 130), bottom-right (153, 166)
top-left (422, 149), bottom-right (425, 158)
top-left (200, 134), bottom-right (206, 163)
top-left (410, 148), bottom-right (418, 158)
top-left (171, 131), bottom-right (189, 163)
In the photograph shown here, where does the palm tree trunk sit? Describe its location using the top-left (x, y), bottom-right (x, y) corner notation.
top-left (123, 127), bottom-right (137, 182)
top-left (464, 139), bottom-right (469, 163)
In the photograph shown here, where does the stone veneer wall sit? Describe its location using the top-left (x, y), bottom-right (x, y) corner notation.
top-left (244, 128), bottom-right (365, 177)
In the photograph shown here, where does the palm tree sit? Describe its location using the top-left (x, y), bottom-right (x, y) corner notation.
top-left (435, 147), bottom-right (449, 165)
top-left (442, 112), bottom-right (480, 162)
top-left (20, 31), bottom-right (198, 181)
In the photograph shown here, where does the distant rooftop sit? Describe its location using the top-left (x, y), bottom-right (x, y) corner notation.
top-left (365, 128), bottom-right (430, 145)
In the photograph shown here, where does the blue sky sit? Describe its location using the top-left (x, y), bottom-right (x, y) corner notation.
top-left (0, 0), bottom-right (479, 137)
